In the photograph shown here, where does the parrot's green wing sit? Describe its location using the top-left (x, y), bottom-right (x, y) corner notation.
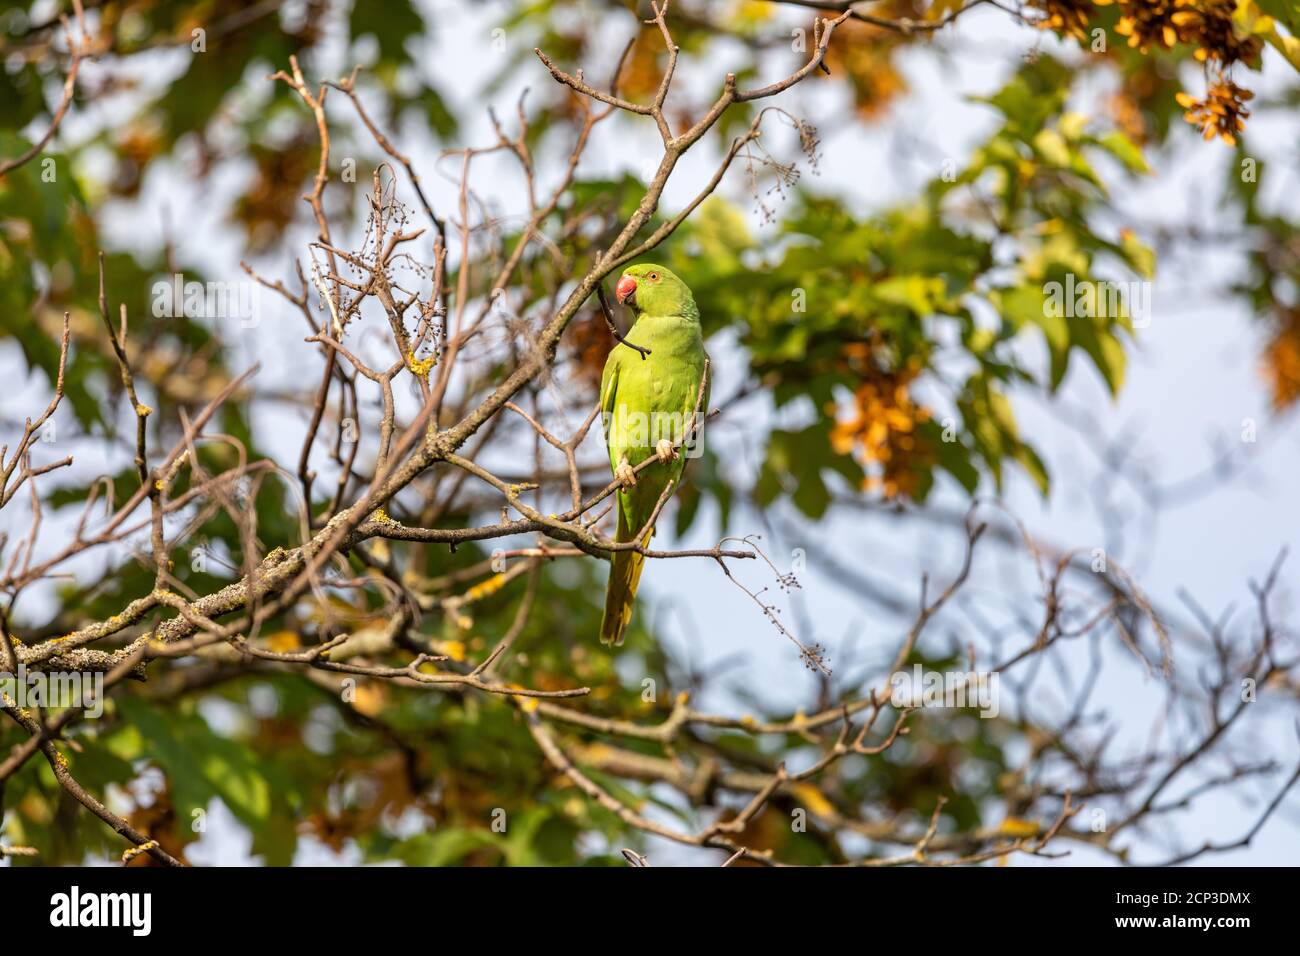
top-left (599, 347), bottom-right (621, 468)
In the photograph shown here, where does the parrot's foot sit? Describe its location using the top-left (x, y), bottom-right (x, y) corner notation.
top-left (655, 438), bottom-right (678, 463)
top-left (614, 457), bottom-right (637, 487)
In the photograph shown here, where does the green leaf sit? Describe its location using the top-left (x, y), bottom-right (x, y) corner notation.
top-left (1097, 131), bottom-right (1150, 174)
top-left (873, 274), bottom-right (947, 315)
top-left (1033, 128), bottom-right (1072, 168)
top-left (350, 0), bottom-right (425, 65)
top-left (1068, 314), bottom-right (1127, 395)
top-left (1015, 442), bottom-right (1050, 496)
top-left (115, 697), bottom-right (272, 836)
top-left (993, 284), bottom-right (1068, 361)
top-left (1118, 230), bottom-right (1156, 278)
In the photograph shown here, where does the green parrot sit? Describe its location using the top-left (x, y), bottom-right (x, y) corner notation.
top-left (598, 263), bottom-right (710, 645)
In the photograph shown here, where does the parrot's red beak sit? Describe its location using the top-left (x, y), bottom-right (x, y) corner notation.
top-left (615, 274), bottom-right (637, 306)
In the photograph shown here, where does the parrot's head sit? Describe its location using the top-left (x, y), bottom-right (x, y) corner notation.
top-left (615, 264), bottom-right (694, 318)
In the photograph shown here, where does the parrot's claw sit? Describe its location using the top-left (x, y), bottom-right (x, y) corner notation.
top-left (655, 439), bottom-right (678, 463)
top-left (615, 458), bottom-right (637, 488)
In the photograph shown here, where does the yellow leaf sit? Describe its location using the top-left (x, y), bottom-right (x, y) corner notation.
top-left (1266, 27), bottom-right (1300, 70)
top-left (265, 630), bottom-right (300, 653)
top-left (438, 640), bottom-right (467, 662)
top-left (351, 682), bottom-right (386, 717)
top-left (791, 783), bottom-right (836, 819)
top-left (731, 0), bottom-right (774, 24)
top-left (464, 572), bottom-right (508, 603)
top-left (506, 683), bottom-right (539, 712)
top-left (999, 816), bottom-right (1040, 837)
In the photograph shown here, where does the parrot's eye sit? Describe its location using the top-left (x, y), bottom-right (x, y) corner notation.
top-left (648, 272), bottom-right (659, 281)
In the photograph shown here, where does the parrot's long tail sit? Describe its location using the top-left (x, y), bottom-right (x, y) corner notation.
top-left (600, 506), bottom-right (653, 646)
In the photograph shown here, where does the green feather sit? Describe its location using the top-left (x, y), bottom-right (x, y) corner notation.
top-left (599, 264), bottom-right (710, 645)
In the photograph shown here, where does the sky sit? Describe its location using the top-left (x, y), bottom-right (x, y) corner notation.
top-left (5, 0), bottom-right (1298, 866)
